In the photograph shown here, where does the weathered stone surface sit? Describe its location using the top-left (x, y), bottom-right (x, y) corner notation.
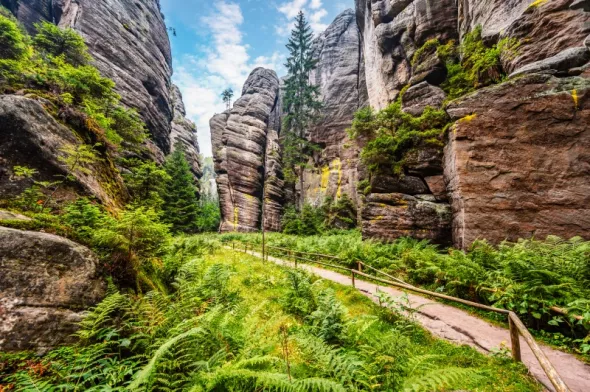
top-left (510, 46), bottom-right (590, 77)
top-left (356, 0), bottom-right (458, 109)
top-left (0, 95), bottom-right (126, 209)
top-left (370, 174), bottom-right (428, 195)
top-left (500, 0), bottom-right (590, 74)
top-left (0, 210), bottom-right (32, 221)
top-left (5, 0), bottom-right (201, 162)
top-left (362, 192), bottom-right (451, 243)
top-left (457, 0), bottom-right (531, 40)
top-left (170, 84), bottom-right (201, 179)
top-left (263, 91), bottom-right (284, 232)
top-left (0, 227), bottom-right (105, 353)
top-left (211, 68), bottom-right (282, 232)
top-left (302, 9), bottom-right (367, 209)
top-left (445, 74), bottom-right (590, 249)
top-left (401, 82), bottom-right (446, 116)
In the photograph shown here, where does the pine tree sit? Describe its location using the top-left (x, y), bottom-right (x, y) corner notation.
top-left (282, 11), bottom-right (322, 208)
top-left (221, 88), bottom-right (234, 110)
top-left (162, 144), bottom-right (200, 233)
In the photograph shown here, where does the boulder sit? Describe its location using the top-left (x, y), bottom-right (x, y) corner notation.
top-left (0, 227), bottom-right (105, 353)
top-left (401, 82), bottom-right (446, 116)
top-left (0, 210), bottom-right (32, 221)
top-left (211, 68), bottom-right (282, 232)
top-left (362, 192), bottom-right (451, 243)
top-left (510, 47), bottom-right (590, 77)
top-left (445, 74), bottom-right (590, 249)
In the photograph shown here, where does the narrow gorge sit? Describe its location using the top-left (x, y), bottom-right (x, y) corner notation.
top-left (212, 0), bottom-right (590, 249)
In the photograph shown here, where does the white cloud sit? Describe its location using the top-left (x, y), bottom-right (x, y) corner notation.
top-left (173, 1), bottom-right (286, 157)
top-left (310, 0), bottom-right (322, 10)
top-left (275, 0), bottom-right (329, 36)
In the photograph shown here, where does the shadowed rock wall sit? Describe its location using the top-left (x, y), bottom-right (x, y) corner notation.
top-left (301, 9), bottom-right (368, 210)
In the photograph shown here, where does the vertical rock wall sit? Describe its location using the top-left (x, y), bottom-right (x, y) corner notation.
top-left (445, 74), bottom-right (590, 249)
top-left (4, 0), bottom-right (201, 164)
top-left (211, 68), bottom-right (282, 232)
top-left (301, 9), bottom-right (368, 210)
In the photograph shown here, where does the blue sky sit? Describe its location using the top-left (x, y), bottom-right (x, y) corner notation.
top-left (160, 0), bottom-right (354, 157)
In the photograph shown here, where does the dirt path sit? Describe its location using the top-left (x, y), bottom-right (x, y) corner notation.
top-left (234, 247), bottom-right (590, 392)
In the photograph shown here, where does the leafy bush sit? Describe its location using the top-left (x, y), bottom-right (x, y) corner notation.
top-left (0, 13), bottom-right (27, 60)
top-left (62, 198), bottom-right (106, 241)
top-left (33, 21), bottom-right (90, 66)
top-left (348, 102), bottom-right (450, 175)
top-left (282, 204), bottom-right (326, 235)
top-left (438, 26), bottom-right (519, 100)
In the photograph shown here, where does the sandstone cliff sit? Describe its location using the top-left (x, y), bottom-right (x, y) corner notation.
top-left (301, 9), bottom-right (368, 209)
top-left (2, 0), bottom-right (201, 171)
top-left (211, 68), bottom-right (283, 232)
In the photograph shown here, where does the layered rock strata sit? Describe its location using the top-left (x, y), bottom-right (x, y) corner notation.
top-left (170, 85), bottom-right (201, 179)
top-left (0, 227), bottom-right (105, 353)
top-left (211, 68), bottom-right (283, 232)
top-left (445, 74), bottom-right (590, 249)
top-left (301, 9), bottom-right (368, 209)
top-left (3, 0), bottom-right (200, 159)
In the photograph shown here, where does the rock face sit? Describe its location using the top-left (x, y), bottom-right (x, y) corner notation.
top-left (4, 0), bottom-right (200, 160)
top-left (170, 85), bottom-right (201, 179)
top-left (302, 9), bottom-right (368, 209)
top-left (0, 95), bottom-right (127, 209)
top-left (445, 74), bottom-right (590, 248)
top-left (211, 68), bottom-right (283, 232)
top-left (355, 0), bottom-right (458, 110)
top-left (0, 227), bottom-right (105, 353)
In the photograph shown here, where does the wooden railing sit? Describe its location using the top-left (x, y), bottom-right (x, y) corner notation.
top-left (232, 241), bottom-right (572, 392)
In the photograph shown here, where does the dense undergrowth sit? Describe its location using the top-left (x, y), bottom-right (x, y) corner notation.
top-left (219, 231), bottom-right (590, 359)
top-left (0, 239), bottom-right (540, 391)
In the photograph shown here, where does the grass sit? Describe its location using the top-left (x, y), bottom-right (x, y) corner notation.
top-left (217, 231), bottom-right (590, 360)
top-left (0, 237), bottom-right (541, 391)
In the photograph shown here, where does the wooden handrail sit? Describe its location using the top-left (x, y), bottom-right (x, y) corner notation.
top-left (233, 241), bottom-right (572, 392)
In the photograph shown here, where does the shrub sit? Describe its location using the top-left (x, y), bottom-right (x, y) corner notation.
top-left (348, 102), bottom-right (450, 175)
top-left (282, 204), bottom-right (326, 236)
top-left (0, 13), bottom-right (27, 60)
top-left (33, 21), bottom-right (90, 66)
top-left (62, 198), bottom-right (106, 241)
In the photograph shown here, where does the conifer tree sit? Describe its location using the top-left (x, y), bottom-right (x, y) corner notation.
top-left (282, 11), bottom-right (322, 208)
top-left (162, 144), bottom-right (200, 233)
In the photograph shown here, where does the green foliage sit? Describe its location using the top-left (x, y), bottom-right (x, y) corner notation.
top-left (0, 13), bottom-right (147, 148)
top-left (196, 200), bottom-right (221, 232)
top-left (348, 102), bottom-right (450, 175)
top-left (282, 204), bottom-right (326, 236)
top-left (162, 146), bottom-right (201, 233)
top-left (282, 11), bottom-right (322, 188)
top-left (308, 289), bottom-right (347, 344)
top-left (2, 246), bottom-right (540, 391)
top-left (0, 13), bottom-right (28, 60)
top-left (280, 270), bottom-right (317, 317)
top-left (323, 195), bottom-right (357, 230)
top-left (123, 159), bottom-right (170, 208)
top-left (62, 198), bottom-right (106, 240)
top-left (232, 231), bottom-right (590, 358)
top-left (33, 21), bottom-right (90, 66)
top-left (12, 165), bottom-right (38, 179)
top-left (438, 26), bottom-right (520, 100)
top-left (92, 206), bottom-right (170, 284)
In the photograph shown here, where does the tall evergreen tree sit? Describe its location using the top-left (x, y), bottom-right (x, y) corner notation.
top-left (162, 145), bottom-right (200, 233)
top-left (282, 11), bottom-right (322, 208)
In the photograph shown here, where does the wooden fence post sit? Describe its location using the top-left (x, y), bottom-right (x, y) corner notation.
top-left (357, 261), bottom-right (362, 272)
top-left (351, 270), bottom-right (356, 288)
top-left (509, 315), bottom-right (522, 362)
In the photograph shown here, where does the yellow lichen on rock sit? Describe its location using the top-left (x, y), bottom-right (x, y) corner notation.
top-left (233, 207), bottom-right (239, 231)
top-left (459, 114), bottom-right (477, 123)
top-left (572, 89), bottom-right (579, 110)
top-left (528, 0), bottom-right (548, 8)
